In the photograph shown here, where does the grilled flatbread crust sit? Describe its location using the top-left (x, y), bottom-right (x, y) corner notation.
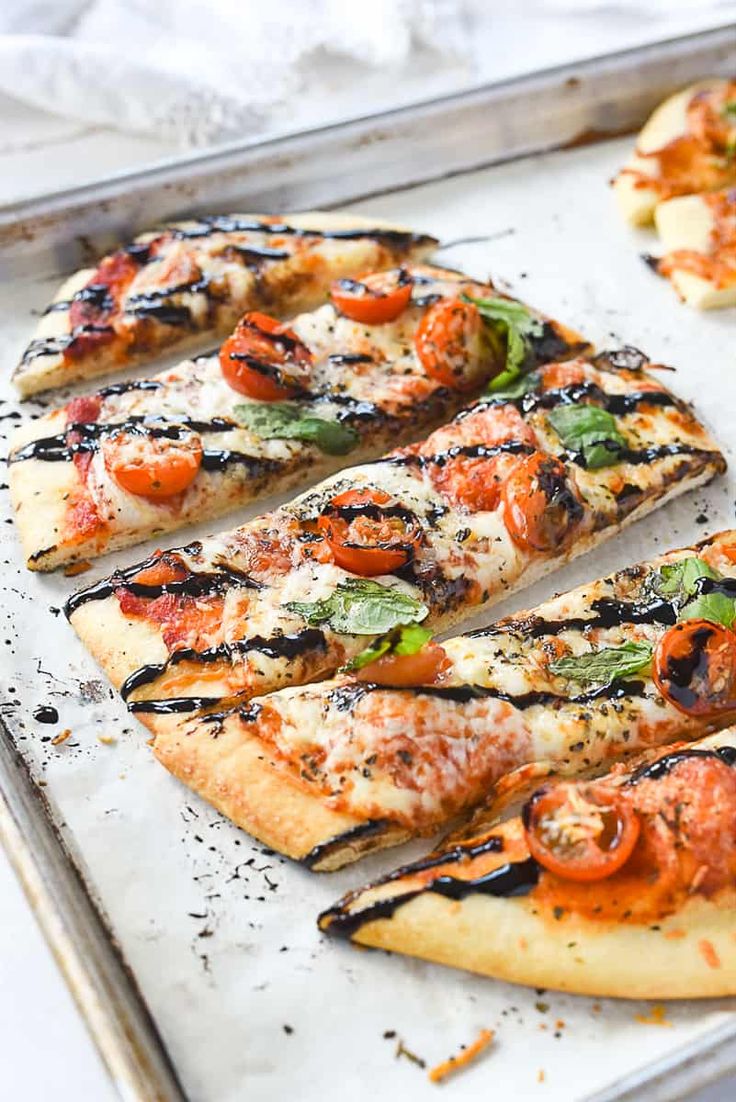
top-left (10, 266), bottom-right (584, 570)
top-left (319, 730), bottom-right (736, 998)
top-left (13, 212), bottom-right (437, 397)
top-left (143, 529), bottom-right (736, 870)
top-left (66, 352), bottom-right (725, 731)
top-left (614, 80), bottom-right (736, 226)
top-left (654, 189), bottom-right (736, 309)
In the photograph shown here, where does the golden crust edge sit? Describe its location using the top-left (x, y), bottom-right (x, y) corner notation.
top-left (330, 891), bottom-right (736, 998)
top-left (66, 457), bottom-right (724, 703)
top-left (13, 213), bottom-right (438, 397)
top-left (78, 479), bottom-right (728, 873)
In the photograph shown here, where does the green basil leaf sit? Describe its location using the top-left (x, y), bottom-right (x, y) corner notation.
top-left (547, 403), bottom-right (627, 469)
top-left (679, 591), bottom-right (736, 630)
top-left (647, 556), bottom-right (736, 628)
top-left (653, 556), bottom-right (719, 601)
top-left (346, 622), bottom-right (433, 671)
top-left (286, 578), bottom-right (429, 636)
top-left (488, 370), bottom-right (541, 401)
top-left (233, 402), bottom-right (359, 456)
top-left (550, 641), bottom-right (653, 688)
top-left (722, 100), bottom-right (736, 118)
top-left (462, 294), bottom-right (544, 393)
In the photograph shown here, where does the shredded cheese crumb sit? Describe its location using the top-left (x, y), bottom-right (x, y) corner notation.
top-left (428, 1028), bottom-right (494, 1084)
top-left (98, 735), bottom-right (117, 745)
top-left (64, 560), bottom-right (92, 577)
top-left (51, 729), bottom-right (71, 746)
top-left (537, 1069), bottom-right (546, 1083)
top-left (635, 1004), bottom-right (672, 1027)
top-left (698, 939), bottom-right (721, 969)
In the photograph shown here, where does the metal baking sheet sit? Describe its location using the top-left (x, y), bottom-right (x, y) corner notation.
top-left (1, 30), bottom-right (736, 1102)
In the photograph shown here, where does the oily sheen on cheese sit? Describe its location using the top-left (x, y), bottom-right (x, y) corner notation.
top-left (319, 728), bottom-right (736, 998)
top-left (143, 530), bottom-right (736, 869)
top-left (66, 350), bottom-right (725, 722)
top-left (13, 212), bottom-right (437, 396)
top-left (10, 265), bottom-right (584, 570)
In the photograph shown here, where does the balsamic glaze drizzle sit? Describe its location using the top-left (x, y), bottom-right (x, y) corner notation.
top-left (469, 594), bottom-right (678, 641)
top-left (469, 381), bottom-right (677, 419)
top-left (128, 697), bottom-right (223, 715)
top-left (168, 217), bottom-right (434, 249)
top-left (119, 629), bottom-right (327, 702)
top-left (327, 677), bottom-right (646, 713)
top-left (64, 551), bottom-right (257, 617)
top-left (322, 854), bottom-right (540, 939)
top-left (627, 745), bottom-right (736, 784)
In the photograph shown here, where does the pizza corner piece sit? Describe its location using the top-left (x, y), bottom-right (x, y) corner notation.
top-left (12, 211), bottom-right (438, 398)
top-left (651, 187), bottom-right (736, 309)
top-left (8, 265), bottom-right (588, 572)
top-left (318, 727), bottom-right (736, 999)
top-left (63, 347), bottom-right (725, 723)
top-left (613, 78), bottom-right (736, 227)
top-left (119, 529), bottom-right (736, 875)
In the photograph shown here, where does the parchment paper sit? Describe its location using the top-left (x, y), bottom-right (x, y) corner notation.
top-left (1, 135), bottom-right (734, 1101)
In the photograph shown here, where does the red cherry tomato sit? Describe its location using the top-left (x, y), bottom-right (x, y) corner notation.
top-left (414, 299), bottom-right (493, 391)
top-left (523, 783), bottom-right (641, 882)
top-left (103, 428), bottom-right (203, 500)
top-left (317, 488), bottom-right (421, 576)
top-left (652, 619), bottom-right (736, 718)
top-left (330, 270), bottom-right (413, 324)
top-left (502, 451), bottom-right (582, 552)
top-left (219, 312), bottom-right (312, 401)
top-left (355, 641), bottom-right (449, 687)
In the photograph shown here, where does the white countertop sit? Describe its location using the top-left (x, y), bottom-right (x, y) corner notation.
top-left (1, 13), bottom-right (734, 1099)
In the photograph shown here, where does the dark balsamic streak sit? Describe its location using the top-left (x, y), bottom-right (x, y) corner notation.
top-left (367, 441), bottom-right (536, 472)
top-left (169, 217), bottom-right (435, 250)
top-left (97, 379), bottom-right (164, 398)
top-left (570, 444), bottom-right (721, 470)
top-left (469, 381), bottom-right (677, 420)
top-left (302, 820), bottom-right (394, 869)
top-left (327, 678), bottom-right (646, 713)
top-left (468, 595), bottom-right (679, 641)
top-left (120, 629), bottom-right (327, 702)
top-left (64, 553), bottom-right (257, 617)
top-left (627, 745), bottom-right (736, 784)
top-left (327, 353), bottom-right (375, 367)
top-left (129, 697), bottom-right (222, 715)
top-left (321, 856), bottom-right (540, 940)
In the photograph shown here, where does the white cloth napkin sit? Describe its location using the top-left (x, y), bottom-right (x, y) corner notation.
top-left (0, 0), bottom-right (471, 145)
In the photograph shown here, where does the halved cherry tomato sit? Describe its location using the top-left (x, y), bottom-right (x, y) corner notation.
top-left (414, 298), bottom-right (495, 391)
top-left (317, 488), bottom-right (422, 576)
top-left (652, 619), bottom-right (736, 717)
top-left (355, 641), bottom-right (449, 687)
top-left (523, 782), bottom-right (640, 882)
top-left (502, 451), bottom-right (582, 552)
top-left (103, 428), bottom-right (203, 500)
top-left (330, 269), bottom-right (413, 324)
top-left (219, 312), bottom-right (312, 401)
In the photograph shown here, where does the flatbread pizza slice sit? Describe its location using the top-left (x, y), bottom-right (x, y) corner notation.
top-left (652, 187), bottom-right (736, 308)
top-left (66, 351), bottom-right (725, 728)
top-left (13, 212), bottom-right (437, 397)
top-left (613, 79), bottom-right (736, 226)
top-left (132, 528), bottom-right (736, 871)
top-left (319, 728), bottom-right (736, 998)
top-left (11, 265), bottom-right (584, 571)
